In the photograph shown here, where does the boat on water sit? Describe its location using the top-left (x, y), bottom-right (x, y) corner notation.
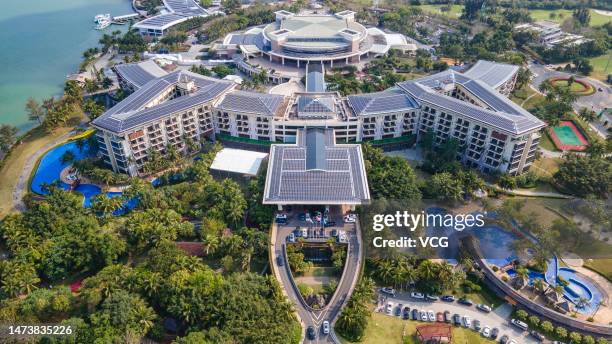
top-left (94, 14), bottom-right (111, 23)
top-left (95, 18), bottom-right (111, 30)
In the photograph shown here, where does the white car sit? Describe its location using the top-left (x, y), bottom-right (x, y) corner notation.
top-left (482, 326), bottom-right (491, 338)
top-left (343, 214), bottom-right (357, 223)
top-left (322, 321), bottom-right (330, 334)
top-left (477, 304), bottom-right (492, 313)
top-left (427, 310), bottom-right (435, 322)
top-left (287, 233), bottom-right (295, 242)
top-left (419, 310), bottom-right (428, 321)
top-left (410, 292), bottom-right (425, 299)
top-left (463, 316), bottom-right (472, 328)
top-left (385, 302), bottom-right (393, 314)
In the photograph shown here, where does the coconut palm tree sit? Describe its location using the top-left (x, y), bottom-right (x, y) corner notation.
top-left (201, 233), bottom-right (220, 256)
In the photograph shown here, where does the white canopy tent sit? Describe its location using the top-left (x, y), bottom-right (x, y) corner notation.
top-left (210, 148), bottom-right (268, 176)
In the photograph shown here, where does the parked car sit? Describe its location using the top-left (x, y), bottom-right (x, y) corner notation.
top-left (410, 292), bottom-right (425, 299)
top-left (458, 297), bottom-right (473, 306)
top-left (427, 310), bottom-right (435, 322)
top-left (380, 287), bottom-right (396, 297)
top-left (275, 214), bottom-right (287, 224)
top-left (277, 256), bottom-right (284, 267)
top-left (298, 213), bottom-right (306, 221)
top-left (530, 330), bottom-right (545, 342)
top-left (402, 307), bottom-right (411, 320)
top-left (287, 233), bottom-right (295, 242)
top-left (452, 314), bottom-right (462, 326)
top-left (331, 229), bottom-right (338, 237)
top-left (499, 335), bottom-right (510, 344)
top-left (482, 326), bottom-right (491, 338)
top-left (306, 326), bottom-right (316, 340)
top-left (462, 316), bottom-right (471, 328)
top-left (443, 311), bottom-right (451, 323)
top-left (302, 228), bottom-right (308, 238)
top-left (441, 295), bottom-right (455, 302)
top-left (385, 302), bottom-right (393, 314)
top-left (411, 309), bottom-right (419, 320)
top-left (436, 312), bottom-right (444, 322)
top-left (490, 327), bottom-right (499, 339)
top-left (510, 319), bottom-right (528, 331)
top-left (343, 214), bottom-right (357, 223)
top-left (477, 304), bottom-right (492, 313)
top-left (322, 321), bottom-right (330, 335)
top-left (419, 310), bottom-right (428, 321)
top-left (395, 304), bottom-right (402, 316)
top-left (473, 319), bottom-right (481, 331)
top-left (425, 294), bottom-right (439, 301)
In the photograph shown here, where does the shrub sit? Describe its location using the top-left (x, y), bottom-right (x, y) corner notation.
top-left (540, 320), bottom-right (553, 333)
top-left (492, 266), bottom-right (499, 272)
top-left (528, 315), bottom-right (540, 327)
top-left (501, 276), bottom-right (509, 282)
top-left (569, 331), bottom-right (582, 343)
top-left (516, 309), bottom-right (528, 321)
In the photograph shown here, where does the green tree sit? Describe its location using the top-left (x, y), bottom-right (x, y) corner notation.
top-left (0, 125), bottom-right (18, 151)
top-left (426, 172), bottom-right (464, 201)
top-left (516, 309), bottom-right (528, 321)
top-left (25, 97), bottom-right (44, 124)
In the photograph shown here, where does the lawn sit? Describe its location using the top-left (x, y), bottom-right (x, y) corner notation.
top-left (339, 311), bottom-right (497, 344)
top-left (417, 4), bottom-right (463, 18)
top-left (588, 51), bottom-right (611, 82)
top-left (450, 275), bottom-right (505, 308)
top-left (521, 93), bottom-right (546, 111)
top-left (528, 9), bottom-right (611, 27)
top-left (584, 258), bottom-right (612, 282)
top-left (549, 80), bottom-right (589, 93)
top-left (0, 124), bottom-right (79, 219)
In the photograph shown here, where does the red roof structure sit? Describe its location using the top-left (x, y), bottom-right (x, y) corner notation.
top-left (415, 324), bottom-right (452, 343)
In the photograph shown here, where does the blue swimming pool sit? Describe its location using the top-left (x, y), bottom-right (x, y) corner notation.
top-left (30, 140), bottom-right (136, 214)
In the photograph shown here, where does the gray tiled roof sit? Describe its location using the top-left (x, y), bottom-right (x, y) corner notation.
top-left (114, 60), bottom-right (168, 89)
top-left (306, 63), bottom-right (326, 93)
top-left (92, 70), bottom-right (233, 133)
top-left (297, 96), bottom-right (335, 113)
top-left (217, 91), bottom-right (284, 116)
top-left (164, 0), bottom-right (207, 16)
top-left (347, 90), bottom-right (418, 116)
top-left (134, 13), bottom-right (188, 28)
top-left (264, 128), bottom-right (370, 204)
top-left (463, 60), bottom-right (520, 88)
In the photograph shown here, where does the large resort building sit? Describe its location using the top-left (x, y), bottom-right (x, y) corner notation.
top-left (93, 56), bottom-right (543, 178)
top-left (215, 10), bottom-right (417, 67)
top-left (133, 0), bottom-right (209, 38)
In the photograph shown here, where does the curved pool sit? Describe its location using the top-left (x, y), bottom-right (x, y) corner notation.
top-left (30, 140), bottom-right (136, 214)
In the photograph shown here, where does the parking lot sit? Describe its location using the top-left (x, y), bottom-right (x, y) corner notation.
top-left (276, 206), bottom-right (356, 243)
top-left (377, 292), bottom-right (545, 344)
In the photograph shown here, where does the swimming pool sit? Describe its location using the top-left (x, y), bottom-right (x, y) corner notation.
top-left (30, 140), bottom-right (136, 214)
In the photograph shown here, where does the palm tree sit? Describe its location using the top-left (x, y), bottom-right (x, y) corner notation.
top-left (577, 297), bottom-right (590, 309)
top-left (533, 278), bottom-right (546, 294)
top-left (201, 233), bottom-right (219, 255)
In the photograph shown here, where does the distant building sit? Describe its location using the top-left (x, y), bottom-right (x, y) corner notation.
top-left (514, 21), bottom-right (591, 48)
top-left (133, 0), bottom-right (209, 38)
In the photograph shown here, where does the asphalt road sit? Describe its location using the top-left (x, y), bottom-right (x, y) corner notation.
top-left (380, 292), bottom-right (545, 344)
top-left (271, 213), bottom-right (362, 344)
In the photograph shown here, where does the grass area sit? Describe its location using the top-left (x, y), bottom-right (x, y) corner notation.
top-left (521, 93), bottom-right (546, 110)
top-left (584, 258), bottom-right (612, 282)
top-left (301, 266), bottom-right (338, 277)
top-left (0, 125), bottom-right (78, 218)
top-left (528, 9), bottom-right (611, 27)
top-left (549, 79), bottom-right (589, 93)
top-left (417, 4), bottom-right (463, 18)
top-left (587, 51), bottom-right (611, 82)
top-left (451, 275), bottom-right (505, 308)
top-left (510, 85), bottom-right (537, 105)
top-left (340, 311), bottom-right (496, 344)
top-left (538, 131), bottom-right (560, 152)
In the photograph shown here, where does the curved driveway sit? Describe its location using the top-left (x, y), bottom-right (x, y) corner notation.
top-left (270, 215), bottom-right (362, 344)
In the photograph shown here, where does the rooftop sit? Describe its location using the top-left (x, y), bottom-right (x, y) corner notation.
top-left (216, 91), bottom-right (286, 116)
top-left (347, 88), bottom-right (418, 116)
top-left (463, 60), bottom-right (520, 89)
top-left (263, 128), bottom-right (370, 205)
top-left (210, 148), bottom-right (268, 176)
top-left (114, 60), bottom-right (168, 89)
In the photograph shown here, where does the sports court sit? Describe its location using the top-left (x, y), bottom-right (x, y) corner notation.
top-left (548, 120), bottom-right (588, 151)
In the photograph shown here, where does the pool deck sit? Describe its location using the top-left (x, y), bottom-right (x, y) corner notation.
top-left (59, 166), bottom-right (126, 192)
top-left (572, 265), bottom-right (612, 323)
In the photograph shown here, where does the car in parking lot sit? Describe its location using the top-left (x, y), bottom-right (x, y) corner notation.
top-left (419, 310), bottom-right (428, 321)
top-left (490, 327), bottom-right (499, 339)
top-left (298, 213), bottom-right (306, 221)
top-left (443, 311), bottom-right (451, 323)
top-left (275, 214), bottom-right (287, 224)
top-left (482, 326), bottom-right (491, 338)
top-left (380, 287), bottom-right (395, 297)
top-left (462, 316), bottom-right (471, 328)
top-left (322, 321), bottom-right (330, 335)
top-left (452, 314), bottom-right (462, 326)
top-left (499, 334), bottom-right (510, 344)
top-left (425, 294), bottom-right (439, 301)
top-left (385, 302), bottom-right (393, 314)
top-left (411, 309), bottom-right (419, 320)
top-left (331, 229), bottom-right (338, 237)
top-left (458, 297), bottom-right (473, 306)
top-left (530, 330), bottom-right (545, 342)
top-left (402, 307), bottom-right (411, 320)
top-left (287, 233), bottom-right (295, 242)
top-left (306, 326), bottom-right (316, 340)
top-left (410, 292), bottom-right (425, 299)
top-left (473, 319), bottom-right (481, 331)
top-left (395, 304), bottom-right (402, 316)
top-left (277, 256), bottom-right (284, 266)
top-left (343, 214), bottom-right (357, 223)
top-left (436, 312), bottom-right (444, 322)
top-left (441, 295), bottom-right (455, 302)
top-left (476, 304), bottom-right (491, 313)
top-left (302, 228), bottom-right (308, 238)
top-left (427, 310), bottom-right (435, 322)
top-left (510, 318), bottom-right (528, 331)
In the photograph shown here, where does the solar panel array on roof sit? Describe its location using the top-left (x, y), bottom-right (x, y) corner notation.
top-left (263, 128), bottom-right (370, 204)
top-left (217, 91), bottom-right (284, 116)
top-left (136, 13), bottom-right (188, 27)
top-left (461, 80), bottom-right (529, 116)
top-left (114, 60), bottom-right (168, 89)
top-left (463, 60), bottom-right (519, 88)
top-left (164, 0), bottom-right (207, 15)
top-left (297, 96), bottom-right (335, 114)
top-left (347, 91), bottom-right (418, 116)
top-left (306, 63), bottom-right (326, 93)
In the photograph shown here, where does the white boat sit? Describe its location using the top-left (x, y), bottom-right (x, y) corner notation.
top-left (95, 18), bottom-right (111, 30)
top-left (94, 14), bottom-right (111, 23)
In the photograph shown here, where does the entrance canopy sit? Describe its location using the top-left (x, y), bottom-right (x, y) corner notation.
top-left (210, 148), bottom-right (268, 176)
